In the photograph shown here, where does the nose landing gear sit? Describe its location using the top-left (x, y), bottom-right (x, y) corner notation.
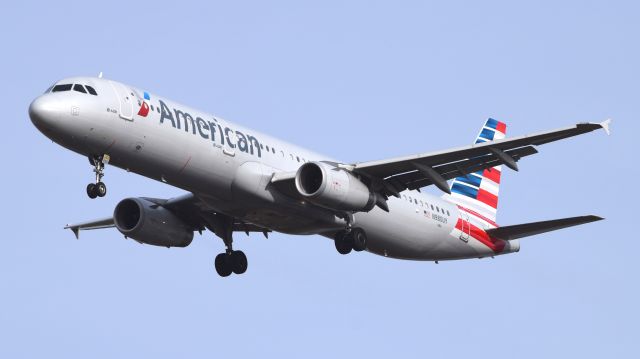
top-left (86, 155), bottom-right (108, 199)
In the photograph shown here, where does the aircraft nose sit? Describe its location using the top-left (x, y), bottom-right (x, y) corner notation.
top-left (29, 95), bottom-right (60, 129)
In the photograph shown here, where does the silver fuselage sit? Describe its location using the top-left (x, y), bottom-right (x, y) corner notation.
top-left (29, 76), bottom-right (518, 261)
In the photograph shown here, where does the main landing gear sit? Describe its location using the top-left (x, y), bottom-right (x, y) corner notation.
top-left (86, 155), bottom-right (108, 199)
top-left (214, 250), bottom-right (248, 277)
top-left (334, 228), bottom-right (367, 255)
top-left (206, 214), bottom-right (248, 277)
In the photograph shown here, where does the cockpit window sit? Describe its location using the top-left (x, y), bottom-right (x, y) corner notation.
top-left (52, 84), bottom-right (72, 92)
top-left (73, 84), bottom-right (87, 94)
top-left (85, 85), bottom-right (97, 96)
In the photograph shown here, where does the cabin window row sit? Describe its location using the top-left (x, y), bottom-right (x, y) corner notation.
top-left (402, 194), bottom-right (450, 216)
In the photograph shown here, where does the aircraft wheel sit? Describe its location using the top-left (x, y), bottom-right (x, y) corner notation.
top-left (96, 182), bottom-right (107, 197)
top-left (86, 183), bottom-right (98, 199)
top-left (352, 228), bottom-right (367, 252)
top-left (231, 250), bottom-right (248, 274)
top-left (334, 231), bottom-right (352, 255)
top-left (215, 253), bottom-right (233, 277)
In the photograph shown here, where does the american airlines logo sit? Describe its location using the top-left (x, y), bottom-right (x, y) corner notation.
top-left (157, 100), bottom-right (263, 158)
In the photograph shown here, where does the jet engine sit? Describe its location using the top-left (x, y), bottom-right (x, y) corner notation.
top-left (295, 161), bottom-right (376, 212)
top-left (113, 198), bottom-right (194, 247)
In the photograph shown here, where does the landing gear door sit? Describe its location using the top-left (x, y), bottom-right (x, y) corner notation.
top-left (459, 212), bottom-right (470, 242)
top-left (109, 81), bottom-right (134, 121)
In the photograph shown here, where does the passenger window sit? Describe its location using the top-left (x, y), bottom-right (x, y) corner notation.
top-left (266, 145), bottom-right (270, 152)
top-left (414, 199), bottom-right (418, 204)
top-left (296, 156), bottom-right (300, 162)
top-left (272, 148), bottom-right (276, 154)
top-left (436, 206), bottom-right (440, 212)
top-left (52, 84), bottom-right (72, 92)
top-left (430, 205), bottom-right (434, 210)
top-left (446, 210), bottom-right (450, 216)
top-left (85, 85), bottom-right (98, 96)
top-left (150, 105), bottom-right (155, 111)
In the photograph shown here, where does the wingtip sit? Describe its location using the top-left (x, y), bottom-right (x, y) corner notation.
top-left (64, 224), bottom-right (80, 239)
top-left (600, 119), bottom-right (612, 135)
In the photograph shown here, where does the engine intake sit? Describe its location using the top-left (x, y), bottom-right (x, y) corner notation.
top-left (113, 198), bottom-right (194, 248)
top-left (295, 162), bottom-right (375, 212)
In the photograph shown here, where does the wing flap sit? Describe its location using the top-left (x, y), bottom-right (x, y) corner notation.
top-left (485, 215), bottom-right (604, 241)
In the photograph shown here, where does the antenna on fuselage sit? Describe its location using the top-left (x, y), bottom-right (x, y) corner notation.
top-left (98, 72), bottom-right (103, 79)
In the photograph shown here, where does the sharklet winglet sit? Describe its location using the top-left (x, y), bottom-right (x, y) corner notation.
top-left (600, 119), bottom-right (612, 135)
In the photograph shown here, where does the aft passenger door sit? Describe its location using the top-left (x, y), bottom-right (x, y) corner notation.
top-left (109, 81), bottom-right (134, 121)
top-left (459, 212), bottom-right (470, 242)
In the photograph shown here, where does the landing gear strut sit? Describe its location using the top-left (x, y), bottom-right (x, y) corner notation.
top-left (334, 228), bottom-right (367, 255)
top-left (86, 154), bottom-right (108, 199)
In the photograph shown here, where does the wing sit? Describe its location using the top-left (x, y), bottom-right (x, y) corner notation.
top-left (270, 120), bottom-right (610, 208)
top-left (65, 193), bottom-right (271, 239)
top-left (350, 120), bottom-right (610, 199)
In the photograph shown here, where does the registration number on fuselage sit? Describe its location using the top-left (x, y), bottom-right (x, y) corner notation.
top-left (432, 213), bottom-right (448, 224)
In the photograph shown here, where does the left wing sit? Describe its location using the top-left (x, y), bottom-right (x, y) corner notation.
top-left (349, 120), bottom-right (610, 198)
top-left (270, 120), bottom-right (610, 208)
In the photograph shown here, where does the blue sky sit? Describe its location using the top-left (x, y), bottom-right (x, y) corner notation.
top-left (1, 1), bottom-right (637, 357)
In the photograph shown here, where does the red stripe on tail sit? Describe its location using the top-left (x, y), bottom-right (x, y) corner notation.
top-left (482, 168), bottom-right (501, 184)
top-left (477, 189), bottom-right (498, 208)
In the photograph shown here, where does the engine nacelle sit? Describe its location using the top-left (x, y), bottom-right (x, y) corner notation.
top-left (113, 198), bottom-right (194, 248)
top-left (295, 161), bottom-right (375, 212)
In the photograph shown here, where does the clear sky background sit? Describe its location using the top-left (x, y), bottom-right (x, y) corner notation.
top-left (1, 1), bottom-right (637, 358)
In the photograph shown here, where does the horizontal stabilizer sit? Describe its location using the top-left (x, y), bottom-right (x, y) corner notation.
top-left (485, 215), bottom-right (603, 241)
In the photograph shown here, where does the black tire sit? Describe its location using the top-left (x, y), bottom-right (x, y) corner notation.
top-left (96, 182), bottom-right (107, 197)
top-left (352, 228), bottom-right (367, 252)
top-left (86, 183), bottom-right (98, 199)
top-left (231, 250), bottom-right (248, 274)
top-left (215, 253), bottom-right (232, 277)
top-left (334, 231), bottom-right (352, 255)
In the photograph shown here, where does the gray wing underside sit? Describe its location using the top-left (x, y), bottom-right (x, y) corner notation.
top-left (271, 120), bottom-right (610, 199)
top-left (65, 194), bottom-right (271, 239)
top-left (352, 121), bottom-right (610, 197)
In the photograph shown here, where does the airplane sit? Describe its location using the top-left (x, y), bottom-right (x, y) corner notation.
top-left (29, 75), bottom-right (610, 277)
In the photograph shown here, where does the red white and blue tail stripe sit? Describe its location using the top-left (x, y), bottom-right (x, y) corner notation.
top-left (447, 118), bottom-right (507, 221)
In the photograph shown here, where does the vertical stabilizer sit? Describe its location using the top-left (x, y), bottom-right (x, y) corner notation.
top-left (446, 118), bottom-right (507, 221)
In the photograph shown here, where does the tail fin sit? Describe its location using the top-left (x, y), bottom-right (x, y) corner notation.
top-left (446, 118), bottom-right (507, 221)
